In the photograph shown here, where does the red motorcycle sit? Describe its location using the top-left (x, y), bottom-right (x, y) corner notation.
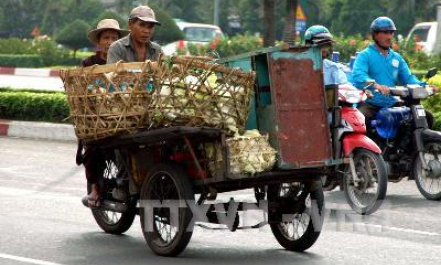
top-left (324, 84), bottom-right (388, 215)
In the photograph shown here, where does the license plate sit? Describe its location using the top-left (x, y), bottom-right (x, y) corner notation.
top-left (417, 108), bottom-right (426, 117)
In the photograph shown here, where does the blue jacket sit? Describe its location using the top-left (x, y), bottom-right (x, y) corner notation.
top-left (352, 44), bottom-right (422, 107)
top-left (323, 59), bottom-right (348, 85)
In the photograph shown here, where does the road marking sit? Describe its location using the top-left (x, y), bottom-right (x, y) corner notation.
top-left (355, 223), bottom-right (441, 237)
top-left (0, 253), bottom-right (65, 265)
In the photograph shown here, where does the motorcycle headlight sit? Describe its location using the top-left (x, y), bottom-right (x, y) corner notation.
top-left (409, 84), bottom-right (429, 99)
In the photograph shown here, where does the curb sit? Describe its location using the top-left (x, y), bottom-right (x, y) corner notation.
top-left (0, 67), bottom-right (60, 77)
top-left (0, 120), bottom-right (76, 142)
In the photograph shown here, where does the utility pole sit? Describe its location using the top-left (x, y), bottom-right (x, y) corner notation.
top-left (214, 0), bottom-right (220, 25)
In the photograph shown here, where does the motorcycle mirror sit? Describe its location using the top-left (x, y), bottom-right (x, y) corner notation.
top-left (426, 68), bottom-right (438, 79)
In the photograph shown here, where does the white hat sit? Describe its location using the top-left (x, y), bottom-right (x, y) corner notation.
top-left (87, 19), bottom-right (130, 44)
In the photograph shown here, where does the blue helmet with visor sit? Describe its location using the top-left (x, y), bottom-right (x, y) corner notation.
top-left (370, 17), bottom-right (396, 33)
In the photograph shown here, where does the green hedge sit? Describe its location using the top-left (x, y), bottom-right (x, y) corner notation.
top-left (0, 88), bottom-right (63, 94)
top-left (0, 54), bottom-right (82, 68)
top-left (175, 34), bottom-right (264, 58)
top-left (0, 90), bottom-right (69, 123)
top-left (0, 54), bottom-right (45, 67)
top-left (0, 38), bottom-right (83, 67)
top-left (0, 38), bottom-right (32, 54)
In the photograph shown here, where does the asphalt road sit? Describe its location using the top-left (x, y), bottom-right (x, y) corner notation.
top-left (0, 75), bottom-right (64, 91)
top-left (0, 137), bottom-right (440, 265)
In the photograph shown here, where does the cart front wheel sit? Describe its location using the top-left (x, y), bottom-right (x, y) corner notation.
top-left (268, 181), bottom-right (324, 252)
top-left (140, 164), bottom-right (195, 257)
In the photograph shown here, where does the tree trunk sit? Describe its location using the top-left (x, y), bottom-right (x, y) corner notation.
top-left (283, 0), bottom-right (298, 46)
top-left (263, 0), bottom-right (276, 47)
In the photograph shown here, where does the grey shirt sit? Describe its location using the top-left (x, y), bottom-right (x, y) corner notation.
top-left (107, 34), bottom-right (162, 63)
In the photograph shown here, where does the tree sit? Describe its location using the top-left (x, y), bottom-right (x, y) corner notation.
top-left (324, 0), bottom-right (385, 37)
top-left (116, 0), bottom-right (136, 15)
top-left (147, 0), bottom-right (204, 23)
top-left (0, 0), bottom-right (47, 38)
top-left (263, 0), bottom-right (276, 46)
top-left (41, 0), bottom-right (71, 36)
top-left (304, 0), bottom-right (325, 26)
top-left (56, 19), bottom-right (90, 59)
top-left (150, 6), bottom-right (185, 44)
top-left (238, 0), bottom-right (263, 35)
top-left (321, 0), bottom-right (439, 37)
top-left (386, 0), bottom-right (438, 35)
top-left (0, 7), bottom-right (5, 37)
top-left (282, 0), bottom-right (298, 45)
top-left (40, 0), bottom-right (103, 37)
top-left (92, 11), bottom-right (126, 31)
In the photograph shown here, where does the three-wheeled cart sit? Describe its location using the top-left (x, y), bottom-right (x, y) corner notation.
top-left (63, 45), bottom-right (341, 257)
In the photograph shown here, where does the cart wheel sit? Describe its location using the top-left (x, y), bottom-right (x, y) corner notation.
top-left (268, 181), bottom-right (324, 252)
top-left (90, 153), bottom-right (136, 235)
top-left (140, 164), bottom-right (195, 257)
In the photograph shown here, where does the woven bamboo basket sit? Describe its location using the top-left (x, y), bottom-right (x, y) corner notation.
top-left (61, 56), bottom-right (255, 140)
top-left (205, 130), bottom-right (277, 177)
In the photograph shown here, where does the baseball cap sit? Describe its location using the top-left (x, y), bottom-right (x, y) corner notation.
top-left (129, 6), bottom-right (161, 25)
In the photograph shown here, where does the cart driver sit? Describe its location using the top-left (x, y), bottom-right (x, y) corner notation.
top-left (107, 5), bottom-right (163, 63)
top-left (304, 25), bottom-right (348, 86)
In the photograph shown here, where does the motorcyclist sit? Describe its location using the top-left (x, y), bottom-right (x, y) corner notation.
top-left (352, 17), bottom-right (437, 128)
top-left (304, 25), bottom-right (348, 85)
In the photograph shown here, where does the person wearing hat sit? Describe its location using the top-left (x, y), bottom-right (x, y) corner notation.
top-left (78, 19), bottom-right (129, 207)
top-left (107, 6), bottom-right (163, 63)
top-left (82, 18), bottom-right (129, 67)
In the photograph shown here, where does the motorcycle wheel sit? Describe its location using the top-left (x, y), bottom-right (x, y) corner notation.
top-left (343, 148), bottom-right (388, 215)
top-left (267, 181), bottom-right (324, 252)
top-left (140, 164), bottom-right (194, 257)
top-left (90, 154), bottom-right (136, 235)
top-left (413, 141), bottom-right (441, 201)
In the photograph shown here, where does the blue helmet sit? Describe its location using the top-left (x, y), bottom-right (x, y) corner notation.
top-left (370, 17), bottom-right (396, 33)
top-left (304, 25), bottom-right (333, 45)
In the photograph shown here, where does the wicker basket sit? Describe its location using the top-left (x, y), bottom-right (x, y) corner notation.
top-left (61, 56), bottom-right (255, 140)
top-left (205, 131), bottom-right (277, 177)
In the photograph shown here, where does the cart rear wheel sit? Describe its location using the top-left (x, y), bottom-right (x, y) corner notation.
top-left (90, 154), bottom-right (136, 235)
top-left (268, 181), bottom-right (324, 252)
top-left (140, 164), bottom-right (195, 257)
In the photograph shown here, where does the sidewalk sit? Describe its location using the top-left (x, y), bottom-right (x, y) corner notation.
top-left (0, 120), bottom-right (76, 142)
top-left (0, 66), bottom-right (60, 77)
